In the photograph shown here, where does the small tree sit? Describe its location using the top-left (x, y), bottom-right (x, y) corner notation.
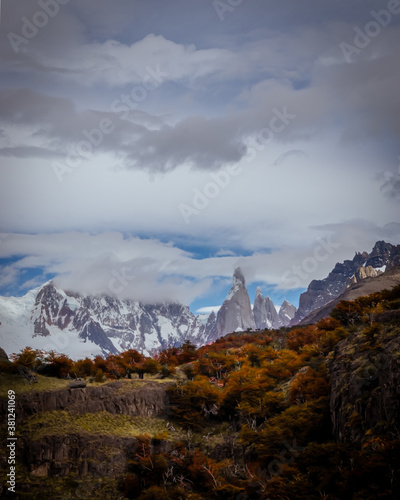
top-left (10, 347), bottom-right (45, 372)
top-left (44, 351), bottom-right (73, 378)
top-left (72, 357), bottom-right (95, 378)
top-left (134, 358), bottom-right (160, 379)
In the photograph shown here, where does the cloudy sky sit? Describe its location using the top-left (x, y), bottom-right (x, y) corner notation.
top-left (0, 0), bottom-right (399, 312)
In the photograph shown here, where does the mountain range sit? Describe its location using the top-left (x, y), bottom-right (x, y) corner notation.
top-left (0, 268), bottom-right (294, 359)
top-left (0, 240), bottom-right (399, 359)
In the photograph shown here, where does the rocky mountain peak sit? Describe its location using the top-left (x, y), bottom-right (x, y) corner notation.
top-left (370, 240), bottom-right (394, 257)
top-left (278, 300), bottom-right (297, 327)
top-left (209, 268), bottom-right (255, 338)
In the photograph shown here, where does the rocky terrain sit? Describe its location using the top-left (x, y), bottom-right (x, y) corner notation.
top-left (292, 241), bottom-right (400, 325)
top-left (300, 264), bottom-right (400, 325)
top-left (0, 281), bottom-right (399, 498)
top-left (329, 304), bottom-right (400, 444)
top-left (0, 380), bottom-right (170, 424)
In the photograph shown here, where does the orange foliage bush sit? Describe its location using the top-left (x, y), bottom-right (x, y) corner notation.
top-left (289, 366), bottom-right (330, 403)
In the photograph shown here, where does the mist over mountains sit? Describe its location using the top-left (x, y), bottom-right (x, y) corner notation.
top-left (0, 241), bottom-right (399, 359)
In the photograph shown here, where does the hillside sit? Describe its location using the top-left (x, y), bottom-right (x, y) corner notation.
top-left (1, 285), bottom-right (400, 498)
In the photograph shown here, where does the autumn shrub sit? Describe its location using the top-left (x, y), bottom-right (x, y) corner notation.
top-left (289, 366), bottom-right (330, 403)
top-left (71, 357), bottom-right (95, 378)
top-left (159, 364), bottom-right (176, 378)
top-left (167, 377), bottom-right (221, 429)
top-left (331, 300), bottom-right (364, 326)
top-left (42, 351), bottom-right (73, 378)
top-left (318, 327), bottom-right (349, 353)
top-left (249, 397), bottom-right (331, 462)
top-left (221, 366), bottom-right (275, 420)
top-left (197, 351), bottom-right (237, 379)
top-left (10, 347), bottom-right (45, 371)
top-left (286, 325), bottom-right (321, 352)
top-left (263, 349), bottom-right (304, 380)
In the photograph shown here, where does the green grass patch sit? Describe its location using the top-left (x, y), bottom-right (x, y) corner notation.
top-left (0, 372), bottom-right (119, 398)
top-left (20, 410), bottom-right (177, 440)
top-left (0, 372), bottom-right (71, 397)
top-left (114, 377), bottom-right (174, 394)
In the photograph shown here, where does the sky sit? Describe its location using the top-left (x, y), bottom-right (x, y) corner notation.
top-left (0, 0), bottom-right (399, 313)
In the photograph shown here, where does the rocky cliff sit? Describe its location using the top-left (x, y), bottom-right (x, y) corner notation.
top-left (0, 379), bottom-right (172, 493)
top-left (0, 380), bottom-right (170, 424)
top-left (329, 315), bottom-right (400, 444)
top-left (292, 241), bottom-right (400, 325)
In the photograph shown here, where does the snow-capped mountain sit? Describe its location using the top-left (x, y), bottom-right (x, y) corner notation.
top-left (291, 241), bottom-right (400, 325)
top-left (0, 282), bottom-right (215, 359)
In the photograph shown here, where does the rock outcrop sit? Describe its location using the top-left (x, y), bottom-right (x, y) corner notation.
top-left (346, 265), bottom-right (382, 286)
top-left (329, 320), bottom-right (400, 444)
top-left (0, 380), bottom-right (170, 424)
top-left (0, 346), bottom-right (10, 366)
top-left (292, 241), bottom-right (400, 325)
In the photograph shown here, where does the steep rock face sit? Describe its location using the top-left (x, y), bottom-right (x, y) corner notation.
top-left (0, 381), bottom-right (172, 482)
top-left (329, 324), bottom-right (400, 444)
top-left (22, 432), bottom-right (173, 483)
top-left (0, 381), bottom-right (170, 424)
top-left (300, 265), bottom-right (400, 325)
top-left (25, 434), bottom-right (137, 479)
top-left (253, 287), bottom-right (280, 329)
top-left (0, 283), bottom-right (209, 358)
top-left (292, 241), bottom-right (400, 325)
top-left (347, 265), bottom-right (382, 286)
top-left (278, 300), bottom-right (297, 327)
top-left (204, 310), bottom-right (217, 340)
top-left (212, 268), bottom-right (255, 338)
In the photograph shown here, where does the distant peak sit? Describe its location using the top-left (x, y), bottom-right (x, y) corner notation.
top-left (233, 267), bottom-right (245, 286)
top-left (371, 240), bottom-right (393, 256)
top-left (255, 286), bottom-right (263, 297)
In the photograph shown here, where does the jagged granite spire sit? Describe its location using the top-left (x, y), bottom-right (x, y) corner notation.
top-left (211, 267), bottom-right (255, 338)
top-left (253, 287), bottom-right (280, 329)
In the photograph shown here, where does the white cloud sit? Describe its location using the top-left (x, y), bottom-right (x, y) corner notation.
top-left (195, 306), bottom-right (221, 315)
top-left (1, 0), bottom-right (399, 307)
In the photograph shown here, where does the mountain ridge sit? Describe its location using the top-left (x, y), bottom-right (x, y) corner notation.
top-left (0, 282), bottom-right (214, 359)
top-left (291, 240), bottom-right (400, 325)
